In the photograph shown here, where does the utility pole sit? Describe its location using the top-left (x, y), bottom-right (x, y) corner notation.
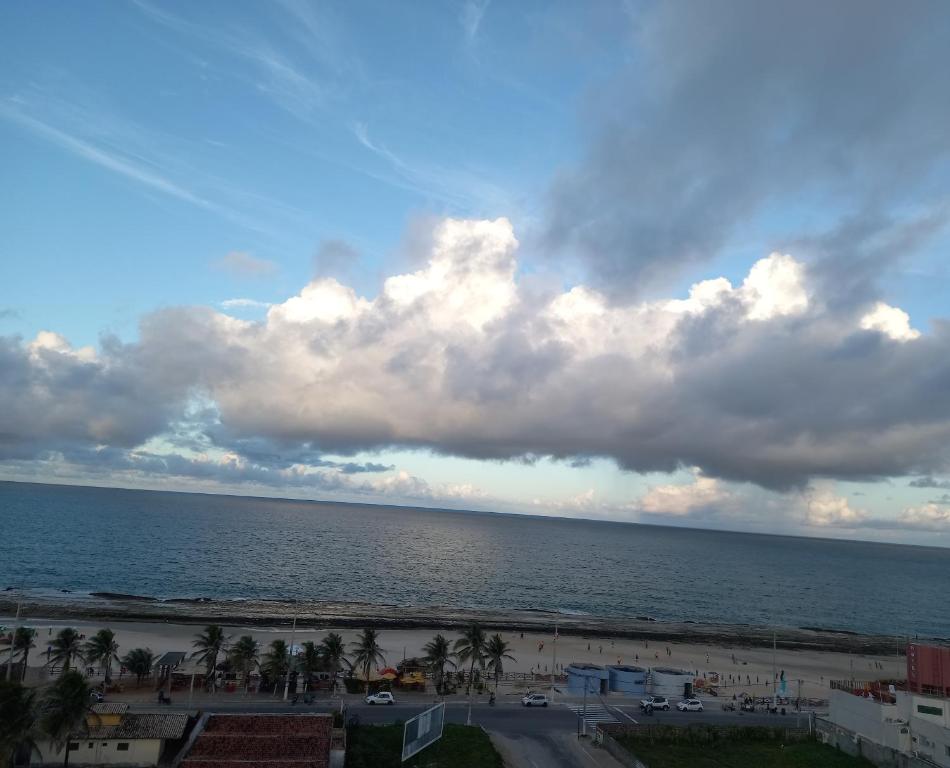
top-left (551, 619), bottom-right (558, 700)
top-left (581, 676), bottom-right (590, 737)
top-left (283, 604), bottom-right (298, 701)
top-left (772, 631), bottom-right (777, 711)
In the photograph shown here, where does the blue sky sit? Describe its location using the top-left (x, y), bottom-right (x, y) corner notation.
top-left (2, 1), bottom-right (950, 545)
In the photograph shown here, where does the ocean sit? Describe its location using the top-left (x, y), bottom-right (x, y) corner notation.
top-left (1, 481), bottom-right (947, 638)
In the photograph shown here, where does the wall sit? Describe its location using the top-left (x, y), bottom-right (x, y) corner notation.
top-left (829, 690), bottom-right (908, 750)
top-left (34, 738), bottom-right (162, 766)
top-left (816, 718), bottom-right (941, 768)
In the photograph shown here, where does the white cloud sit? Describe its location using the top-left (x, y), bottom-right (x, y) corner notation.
top-left (740, 253), bottom-right (809, 321)
top-left (860, 302), bottom-right (921, 342)
top-left (3, 217), bottom-right (950, 497)
top-left (220, 298), bottom-right (272, 310)
top-left (897, 503), bottom-right (950, 530)
top-left (639, 472), bottom-right (732, 516)
top-left (804, 488), bottom-right (868, 527)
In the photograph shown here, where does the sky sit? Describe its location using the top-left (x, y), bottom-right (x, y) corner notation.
top-left (2, 0), bottom-right (950, 546)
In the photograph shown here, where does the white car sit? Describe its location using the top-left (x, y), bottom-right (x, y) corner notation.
top-left (521, 693), bottom-right (550, 707)
top-left (677, 698), bottom-right (703, 712)
top-left (639, 695), bottom-right (670, 711)
top-left (365, 691), bottom-right (395, 705)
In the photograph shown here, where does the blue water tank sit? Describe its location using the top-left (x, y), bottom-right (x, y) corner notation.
top-left (607, 665), bottom-right (648, 695)
top-left (565, 664), bottom-right (609, 696)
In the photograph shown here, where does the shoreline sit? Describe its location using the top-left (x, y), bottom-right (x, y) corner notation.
top-left (0, 592), bottom-right (927, 655)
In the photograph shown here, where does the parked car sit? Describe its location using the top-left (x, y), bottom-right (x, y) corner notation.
top-left (89, 691), bottom-right (105, 703)
top-left (677, 698), bottom-right (704, 712)
top-left (365, 691), bottom-right (395, 705)
top-left (639, 695), bottom-right (670, 711)
top-left (522, 693), bottom-right (550, 707)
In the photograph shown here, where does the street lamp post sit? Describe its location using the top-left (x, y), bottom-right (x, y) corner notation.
top-left (282, 604), bottom-right (298, 701)
top-left (5, 599), bottom-right (21, 682)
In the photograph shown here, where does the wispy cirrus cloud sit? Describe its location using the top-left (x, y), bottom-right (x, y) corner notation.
top-left (0, 100), bottom-right (220, 213)
top-left (352, 121), bottom-right (510, 212)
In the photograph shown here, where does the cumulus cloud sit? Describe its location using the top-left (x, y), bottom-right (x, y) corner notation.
top-left (896, 503), bottom-right (950, 531)
top-left (860, 303), bottom-right (921, 342)
top-left (543, 0), bottom-right (950, 293)
top-left (639, 473), bottom-right (733, 517)
top-left (804, 488), bottom-right (869, 527)
top-left (2, 217), bottom-right (950, 493)
top-left (214, 250), bottom-right (278, 277)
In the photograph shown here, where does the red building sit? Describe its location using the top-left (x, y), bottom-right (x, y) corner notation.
top-left (907, 643), bottom-right (950, 698)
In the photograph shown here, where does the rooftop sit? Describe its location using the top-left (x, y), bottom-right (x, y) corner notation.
top-left (182, 714), bottom-right (333, 768)
top-left (88, 713), bottom-right (190, 740)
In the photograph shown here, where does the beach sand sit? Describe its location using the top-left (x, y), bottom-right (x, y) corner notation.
top-left (6, 616), bottom-right (905, 700)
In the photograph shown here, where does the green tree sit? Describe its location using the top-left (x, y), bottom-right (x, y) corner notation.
top-left (41, 670), bottom-right (96, 767)
top-left (298, 641), bottom-right (321, 691)
top-left (82, 629), bottom-right (119, 684)
top-left (48, 629), bottom-right (84, 674)
top-left (422, 634), bottom-right (456, 695)
top-left (260, 639), bottom-right (289, 692)
top-left (350, 629), bottom-right (386, 684)
top-left (191, 625), bottom-right (228, 691)
top-left (229, 636), bottom-right (259, 693)
top-left (120, 648), bottom-right (155, 686)
top-left (13, 627), bottom-right (37, 683)
top-left (454, 624), bottom-right (487, 694)
top-left (0, 680), bottom-right (38, 768)
top-left (319, 632), bottom-right (350, 678)
top-left (485, 634), bottom-right (516, 692)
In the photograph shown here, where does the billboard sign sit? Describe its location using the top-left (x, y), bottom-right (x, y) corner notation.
top-left (402, 702), bottom-right (445, 762)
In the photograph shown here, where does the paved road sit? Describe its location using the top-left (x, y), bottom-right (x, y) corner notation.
top-left (134, 696), bottom-right (811, 768)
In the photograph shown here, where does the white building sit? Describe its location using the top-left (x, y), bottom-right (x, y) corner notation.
top-left (33, 704), bottom-right (190, 767)
top-left (824, 689), bottom-right (950, 767)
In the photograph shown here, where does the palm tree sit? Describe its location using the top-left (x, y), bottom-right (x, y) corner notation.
top-left (120, 648), bottom-right (155, 686)
top-left (485, 634), bottom-right (516, 692)
top-left (41, 670), bottom-right (96, 767)
top-left (13, 627), bottom-right (37, 683)
top-left (422, 634), bottom-right (455, 695)
top-left (82, 629), bottom-right (119, 684)
top-left (191, 625), bottom-right (228, 691)
top-left (260, 639), bottom-right (289, 693)
top-left (454, 624), bottom-right (487, 694)
top-left (350, 629), bottom-right (386, 684)
top-left (229, 636), bottom-right (259, 693)
top-left (298, 641), bottom-right (321, 692)
top-left (319, 632), bottom-right (350, 679)
top-left (48, 629), bottom-right (84, 674)
top-left (0, 680), bottom-right (39, 768)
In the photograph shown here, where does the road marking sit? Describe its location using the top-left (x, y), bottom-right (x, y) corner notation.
top-left (576, 741), bottom-right (601, 765)
top-left (610, 705), bottom-right (638, 724)
top-left (564, 703), bottom-right (619, 725)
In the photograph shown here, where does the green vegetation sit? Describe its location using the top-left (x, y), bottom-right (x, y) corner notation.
top-left (346, 723), bottom-right (503, 768)
top-left (624, 740), bottom-right (875, 767)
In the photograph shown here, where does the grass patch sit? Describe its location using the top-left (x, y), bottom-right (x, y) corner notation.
top-left (346, 723), bottom-right (503, 768)
top-left (622, 740), bottom-right (876, 767)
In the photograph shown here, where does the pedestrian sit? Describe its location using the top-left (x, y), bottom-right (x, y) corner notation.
top-left (587, 643), bottom-right (590, 651)
top-left (599, 646), bottom-right (602, 654)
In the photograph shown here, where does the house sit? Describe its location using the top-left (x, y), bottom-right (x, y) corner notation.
top-left (179, 713), bottom-right (343, 768)
top-left (32, 704), bottom-right (191, 767)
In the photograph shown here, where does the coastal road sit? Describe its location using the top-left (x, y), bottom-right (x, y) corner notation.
top-left (136, 696), bottom-right (804, 768)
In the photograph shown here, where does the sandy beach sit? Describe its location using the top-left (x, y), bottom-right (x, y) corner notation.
top-left (2, 614), bottom-right (906, 700)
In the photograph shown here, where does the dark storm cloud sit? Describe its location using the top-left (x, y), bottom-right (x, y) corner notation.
top-left (910, 477), bottom-right (950, 489)
top-left (543, 0), bottom-right (950, 294)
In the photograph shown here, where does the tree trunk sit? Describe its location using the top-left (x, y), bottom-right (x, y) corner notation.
top-left (62, 735), bottom-right (71, 767)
